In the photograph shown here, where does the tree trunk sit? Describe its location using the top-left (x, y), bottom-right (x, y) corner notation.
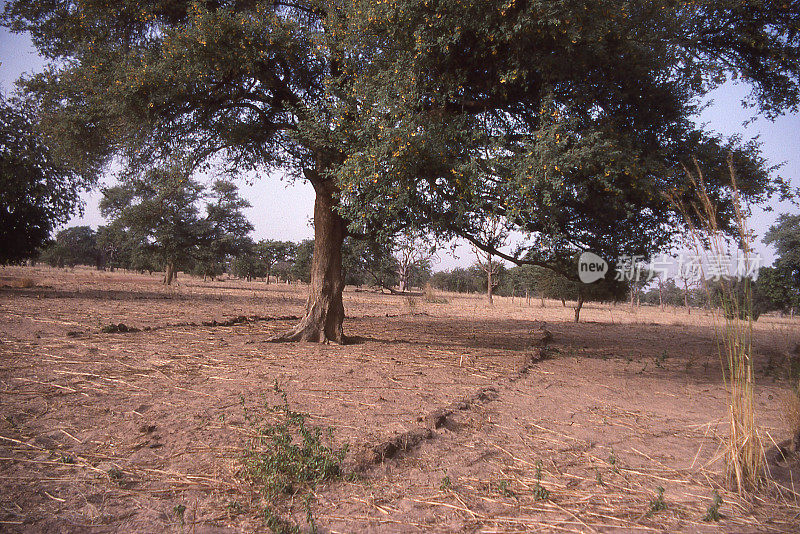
top-left (683, 279), bottom-right (690, 315)
top-left (487, 269), bottom-right (494, 304)
top-left (164, 261), bottom-right (176, 285)
top-left (398, 264), bottom-right (408, 293)
top-left (573, 294), bottom-right (585, 323)
top-left (270, 177), bottom-right (346, 343)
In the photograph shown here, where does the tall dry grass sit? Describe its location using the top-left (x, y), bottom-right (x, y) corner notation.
top-left (667, 156), bottom-right (763, 494)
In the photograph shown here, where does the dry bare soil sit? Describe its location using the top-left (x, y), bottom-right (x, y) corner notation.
top-left (1, 266), bottom-right (799, 533)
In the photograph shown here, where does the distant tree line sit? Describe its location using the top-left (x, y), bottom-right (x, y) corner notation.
top-left (431, 216), bottom-right (800, 321)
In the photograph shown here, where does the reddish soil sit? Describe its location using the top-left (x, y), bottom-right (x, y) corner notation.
top-left (1, 265), bottom-right (799, 533)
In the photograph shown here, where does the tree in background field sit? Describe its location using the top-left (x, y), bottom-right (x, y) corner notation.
top-left (96, 222), bottom-right (157, 273)
top-left (193, 180), bottom-right (253, 280)
top-left (344, 237), bottom-right (399, 290)
top-left (0, 94), bottom-right (87, 264)
top-left (291, 240), bottom-right (315, 285)
top-left (257, 240), bottom-right (298, 284)
top-left (99, 165), bottom-right (206, 285)
top-left (753, 266), bottom-right (800, 317)
top-left (39, 226), bottom-right (100, 268)
top-left (393, 230), bottom-right (436, 293)
top-left (762, 214), bottom-right (800, 314)
top-left (472, 216), bottom-right (508, 305)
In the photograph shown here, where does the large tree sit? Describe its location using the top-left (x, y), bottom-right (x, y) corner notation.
top-left (4, 1), bottom-right (799, 341)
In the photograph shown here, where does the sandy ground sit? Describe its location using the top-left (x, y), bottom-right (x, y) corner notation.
top-left (1, 265), bottom-right (799, 533)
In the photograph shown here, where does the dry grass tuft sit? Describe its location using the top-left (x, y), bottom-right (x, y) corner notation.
top-left (666, 156), bottom-right (764, 494)
top-left (423, 283), bottom-right (448, 304)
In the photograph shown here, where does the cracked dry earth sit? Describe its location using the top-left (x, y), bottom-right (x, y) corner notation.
top-left (1, 265), bottom-right (799, 533)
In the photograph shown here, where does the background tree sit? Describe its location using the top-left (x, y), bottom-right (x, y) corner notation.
top-left (193, 179), bottom-right (254, 280)
top-left (393, 230), bottom-right (436, 293)
top-left (343, 237), bottom-right (399, 290)
top-left (0, 94), bottom-right (87, 264)
top-left (430, 266), bottom-right (485, 294)
top-left (752, 266), bottom-right (800, 316)
top-left (762, 214), bottom-right (800, 314)
top-left (257, 240), bottom-right (298, 285)
top-left (39, 226), bottom-right (100, 268)
top-left (96, 222), bottom-right (157, 273)
top-left (100, 164), bottom-right (206, 285)
top-left (292, 240), bottom-right (315, 285)
top-left (472, 216), bottom-right (508, 304)
top-left (229, 238), bottom-right (264, 282)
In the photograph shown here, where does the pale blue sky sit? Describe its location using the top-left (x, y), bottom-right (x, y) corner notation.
top-left (2, 24), bottom-right (798, 271)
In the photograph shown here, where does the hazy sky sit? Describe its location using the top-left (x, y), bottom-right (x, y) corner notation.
top-left (2, 22), bottom-right (798, 272)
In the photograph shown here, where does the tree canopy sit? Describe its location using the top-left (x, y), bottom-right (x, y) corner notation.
top-left (335, 0), bottom-right (797, 273)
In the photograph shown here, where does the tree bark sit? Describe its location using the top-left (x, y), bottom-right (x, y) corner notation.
top-left (573, 294), bottom-right (585, 323)
top-left (164, 261), bottom-right (176, 285)
top-left (270, 176), bottom-right (346, 343)
top-left (487, 269), bottom-right (494, 304)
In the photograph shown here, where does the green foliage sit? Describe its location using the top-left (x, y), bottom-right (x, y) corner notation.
top-left (100, 164), bottom-right (206, 275)
top-left (242, 385), bottom-right (348, 500)
top-left (531, 461), bottom-right (549, 501)
top-left (646, 486), bottom-right (666, 517)
top-left (430, 266), bottom-right (485, 294)
top-left (703, 490), bottom-right (724, 522)
top-left (39, 226), bottom-right (101, 268)
top-left (192, 179), bottom-right (253, 278)
top-left (762, 214), bottom-right (800, 312)
top-left (343, 236), bottom-right (399, 288)
top-left (291, 240), bottom-right (315, 284)
top-left (99, 167), bottom-right (252, 278)
top-left (0, 94), bottom-right (87, 264)
top-left (258, 240), bottom-right (299, 282)
top-left (336, 0), bottom-right (796, 280)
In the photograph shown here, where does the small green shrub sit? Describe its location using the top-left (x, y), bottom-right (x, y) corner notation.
top-left (242, 383), bottom-right (348, 499)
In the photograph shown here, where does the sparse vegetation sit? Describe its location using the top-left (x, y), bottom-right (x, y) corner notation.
top-left (703, 490), bottom-right (724, 522)
top-left (646, 486), bottom-right (666, 517)
top-left (242, 384), bottom-right (348, 499)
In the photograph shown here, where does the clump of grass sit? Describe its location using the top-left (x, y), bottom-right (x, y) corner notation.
top-left (498, 479), bottom-right (515, 498)
top-left (173, 504), bottom-right (186, 529)
top-left (15, 277), bottom-right (36, 288)
top-left (646, 486), bottom-right (666, 517)
top-left (241, 382), bottom-right (348, 499)
top-left (667, 157), bottom-right (764, 493)
top-left (703, 490), bottom-right (724, 522)
top-left (423, 283), bottom-right (448, 304)
top-left (531, 460), bottom-right (550, 501)
top-left (439, 475), bottom-right (452, 491)
top-left (404, 295), bottom-right (421, 313)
